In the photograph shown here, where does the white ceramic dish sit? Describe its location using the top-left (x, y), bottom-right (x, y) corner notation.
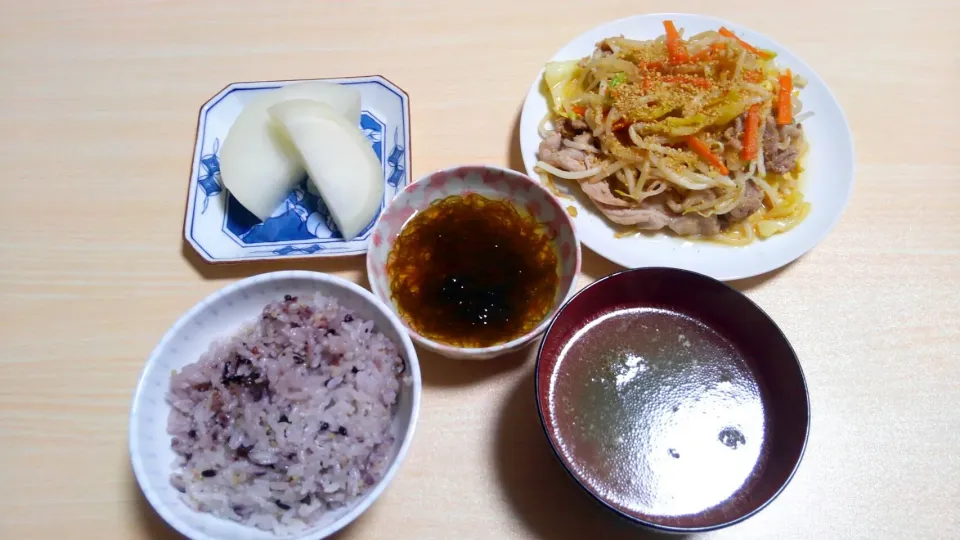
top-left (366, 165), bottom-right (581, 360)
top-left (518, 13), bottom-right (855, 281)
top-left (129, 271), bottom-right (422, 540)
top-left (185, 76), bottom-right (411, 263)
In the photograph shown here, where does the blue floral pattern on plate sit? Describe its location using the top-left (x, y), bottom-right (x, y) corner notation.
top-left (184, 76), bottom-right (411, 262)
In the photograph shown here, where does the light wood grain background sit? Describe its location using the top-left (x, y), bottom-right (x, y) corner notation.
top-left (1, 1), bottom-right (958, 539)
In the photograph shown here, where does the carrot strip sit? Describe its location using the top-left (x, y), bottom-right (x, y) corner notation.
top-left (777, 70), bottom-right (793, 125)
top-left (663, 21), bottom-right (689, 64)
top-left (689, 50), bottom-right (712, 62)
top-left (741, 104), bottom-right (761, 161)
top-left (571, 105), bottom-right (586, 118)
top-left (719, 27), bottom-right (775, 59)
top-left (686, 135), bottom-right (729, 175)
top-left (689, 42), bottom-right (727, 62)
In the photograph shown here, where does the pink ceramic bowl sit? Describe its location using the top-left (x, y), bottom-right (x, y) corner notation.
top-left (366, 165), bottom-right (581, 360)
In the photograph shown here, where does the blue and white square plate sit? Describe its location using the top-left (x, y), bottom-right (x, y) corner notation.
top-left (184, 76), bottom-right (410, 263)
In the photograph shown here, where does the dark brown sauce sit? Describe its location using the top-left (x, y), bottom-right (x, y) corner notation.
top-left (548, 307), bottom-right (768, 521)
top-left (387, 193), bottom-right (559, 348)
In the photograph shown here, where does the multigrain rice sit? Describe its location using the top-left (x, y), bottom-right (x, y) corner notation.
top-left (166, 293), bottom-right (408, 534)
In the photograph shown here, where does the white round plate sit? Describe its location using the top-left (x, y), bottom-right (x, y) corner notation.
top-left (129, 271), bottom-right (422, 540)
top-left (519, 13), bottom-right (855, 281)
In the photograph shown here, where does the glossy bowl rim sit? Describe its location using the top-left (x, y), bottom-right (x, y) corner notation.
top-left (366, 163), bottom-right (582, 359)
top-left (129, 270), bottom-right (423, 540)
top-left (534, 266), bottom-right (810, 533)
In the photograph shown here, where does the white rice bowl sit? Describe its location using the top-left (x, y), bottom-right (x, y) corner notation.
top-left (130, 271), bottom-right (421, 540)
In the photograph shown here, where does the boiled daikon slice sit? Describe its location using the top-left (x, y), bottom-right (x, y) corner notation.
top-left (267, 99), bottom-right (383, 241)
top-left (218, 82), bottom-right (361, 221)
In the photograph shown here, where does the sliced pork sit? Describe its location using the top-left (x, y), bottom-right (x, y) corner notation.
top-left (723, 180), bottom-right (764, 223)
top-left (589, 194), bottom-right (720, 236)
top-left (579, 179), bottom-right (630, 207)
top-left (669, 213), bottom-right (721, 236)
top-left (555, 117), bottom-right (590, 139)
top-left (721, 113), bottom-right (745, 153)
top-left (594, 203), bottom-right (673, 229)
top-left (538, 132), bottom-right (590, 172)
top-left (763, 116), bottom-right (803, 174)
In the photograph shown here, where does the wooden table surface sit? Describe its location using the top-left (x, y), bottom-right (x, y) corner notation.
top-left (2, 1), bottom-right (958, 538)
